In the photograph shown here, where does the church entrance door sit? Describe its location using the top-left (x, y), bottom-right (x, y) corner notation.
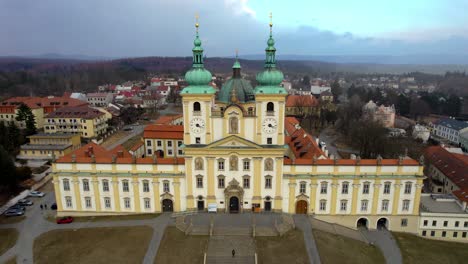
top-left (229, 196), bottom-right (239, 213)
top-left (162, 199), bottom-right (173, 212)
top-left (296, 200), bottom-right (308, 214)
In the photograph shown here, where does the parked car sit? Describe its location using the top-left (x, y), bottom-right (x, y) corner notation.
top-left (4, 209), bottom-right (24, 217)
top-left (9, 204), bottom-right (25, 211)
top-left (123, 127), bottom-right (133, 131)
top-left (51, 203), bottom-right (57, 210)
top-left (28, 191), bottom-right (45, 197)
top-left (56, 217), bottom-right (73, 224)
top-left (18, 199), bottom-right (33, 206)
top-left (320, 141), bottom-right (326, 147)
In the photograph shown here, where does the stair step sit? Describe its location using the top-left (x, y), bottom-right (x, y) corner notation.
top-left (206, 256), bottom-right (255, 264)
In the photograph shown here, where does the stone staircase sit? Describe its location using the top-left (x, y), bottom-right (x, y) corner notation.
top-left (213, 227), bottom-right (251, 236)
top-left (206, 235), bottom-right (255, 264)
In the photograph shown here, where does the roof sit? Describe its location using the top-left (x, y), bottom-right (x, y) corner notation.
top-left (27, 133), bottom-right (80, 139)
top-left (0, 96), bottom-right (87, 111)
top-left (425, 146), bottom-right (468, 190)
top-left (56, 142), bottom-right (184, 164)
top-left (87, 93), bottom-right (110, 98)
top-left (320, 91), bottom-right (333, 96)
top-left (435, 118), bottom-right (468, 131)
top-left (130, 141), bottom-right (144, 151)
top-left (285, 95), bottom-right (318, 107)
top-left (284, 117), bottom-right (326, 161)
top-left (420, 194), bottom-right (467, 214)
top-left (143, 125), bottom-right (184, 139)
top-left (20, 143), bottom-right (72, 151)
top-left (47, 106), bottom-right (105, 119)
top-left (154, 115), bottom-right (183, 125)
top-left (156, 86), bottom-right (170, 92)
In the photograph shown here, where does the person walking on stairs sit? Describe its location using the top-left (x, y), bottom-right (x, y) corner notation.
top-left (232, 249), bottom-right (235, 258)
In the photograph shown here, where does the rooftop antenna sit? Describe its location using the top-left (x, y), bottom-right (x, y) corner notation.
top-left (269, 12), bottom-right (273, 34)
top-left (195, 12), bottom-right (199, 33)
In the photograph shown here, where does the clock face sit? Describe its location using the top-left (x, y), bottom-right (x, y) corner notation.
top-left (262, 118), bottom-right (277, 134)
top-left (190, 118), bottom-right (205, 134)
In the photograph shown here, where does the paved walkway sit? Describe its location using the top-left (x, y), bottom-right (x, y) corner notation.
top-left (362, 229), bottom-right (402, 264)
top-left (293, 215), bottom-right (322, 264)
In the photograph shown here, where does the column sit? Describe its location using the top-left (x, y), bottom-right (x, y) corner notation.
top-left (371, 179), bottom-right (381, 215)
top-left (351, 178), bottom-right (360, 214)
top-left (185, 157), bottom-right (195, 209)
top-left (278, 101), bottom-right (285, 144)
top-left (288, 180), bottom-right (297, 213)
top-left (112, 176), bottom-right (121, 212)
top-left (173, 179), bottom-right (181, 212)
top-left (255, 102), bottom-right (262, 143)
top-left (252, 157), bottom-right (262, 204)
top-left (205, 100), bottom-right (212, 143)
top-left (207, 157), bottom-right (216, 204)
top-left (330, 179), bottom-right (339, 215)
top-left (183, 101), bottom-right (190, 143)
top-left (73, 177), bottom-right (82, 211)
top-left (392, 179), bottom-right (402, 215)
top-left (92, 175), bottom-right (101, 212)
top-left (52, 176), bottom-right (63, 211)
top-left (309, 179), bottom-right (317, 213)
top-left (132, 176), bottom-right (141, 213)
top-left (274, 157), bottom-right (283, 211)
top-left (152, 180), bottom-right (161, 212)
top-left (413, 179), bottom-right (424, 215)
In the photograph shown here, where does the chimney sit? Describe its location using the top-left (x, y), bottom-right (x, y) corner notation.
top-left (117, 150), bottom-right (124, 158)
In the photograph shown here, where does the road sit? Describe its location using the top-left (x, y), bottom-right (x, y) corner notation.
top-left (319, 127), bottom-right (357, 159)
top-left (104, 124), bottom-right (145, 150)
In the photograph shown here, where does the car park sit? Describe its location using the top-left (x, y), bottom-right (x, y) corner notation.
top-left (56, 216), bottom-right (73, 224)
top-left (18, 199), bottom-right (33, 206)
top-left (28, 191), bottom-right (45, 197)
top-left (4, 209), bottom-right (24, 217)
top-left (9, 204), bottom-right (25, 211)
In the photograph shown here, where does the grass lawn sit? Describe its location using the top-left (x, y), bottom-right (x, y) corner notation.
top-left (393, 232), bottom-right (468, 264)
top-left (122, 133), bottom-right (143, 150)
top-left (0, 216), bottom-right (25, 225)
top-left (34, 226), bottom-right (153, 264)
top-left (3, 256), bottom-right (16, 264)
top-left (313, 229), bottom-right (385, 264)
top-left (256, 229), bottom-right (309, 264)
top-left (46, 213), bottom-right (160, 223)
top-left (154, 227), bottom-right (209, 264)
top-left (0, 228), bottom-right (19, 256)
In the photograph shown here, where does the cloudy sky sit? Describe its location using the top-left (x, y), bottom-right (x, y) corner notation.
top-left (2, 0), bottom-right (468, 57)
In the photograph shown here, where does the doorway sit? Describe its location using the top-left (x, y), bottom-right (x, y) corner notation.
top-left (162, 199), bottom-right (173, 212)
top-left (229, 196), bottom-right (239, 213)
top-left (357, 218), bottom-right (369, 229)
top-left (295, 200), bottom-right (308, 214)
top-left (377, 218), bottom-right (388, 230)
top-left (197, 200), bottom-right (205, 211)
top-left (264, 201), bottom-right (272, 212)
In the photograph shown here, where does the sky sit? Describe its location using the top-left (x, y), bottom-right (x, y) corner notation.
top-left (2, 0), bottom-right (468, 58)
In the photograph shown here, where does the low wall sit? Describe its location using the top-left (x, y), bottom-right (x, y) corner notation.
top-left (311, 217), bottom-right (368, 243)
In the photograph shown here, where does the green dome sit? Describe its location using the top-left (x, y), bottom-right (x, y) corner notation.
top-left (256, 68), bottom-right (284, 86)
top-left (218, 78), bottom-right (255, 103)
top-left (267, 36), bottom-right (275, 47)
top-left (185, 68), bottom-right (212, 86)
top-left (194, 35), bottom-right (202, 47)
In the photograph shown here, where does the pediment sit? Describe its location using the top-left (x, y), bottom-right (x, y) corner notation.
top-left (206, 135), bottom-right (262, 149)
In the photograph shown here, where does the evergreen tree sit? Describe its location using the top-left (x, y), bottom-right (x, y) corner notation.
top-left (0, 145), bottom-right (17, 190)
top-left (7, 121), bottom-right (20, 154)
top-left (330, 80), bottom-right (342, 101)
top-left (15, 103), bottom-right (36, 135)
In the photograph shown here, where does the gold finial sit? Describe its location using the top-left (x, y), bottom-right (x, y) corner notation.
top-left (195, 13), bottom-right (199, 32)
top-left (269, 12), bottom-right (273, 31)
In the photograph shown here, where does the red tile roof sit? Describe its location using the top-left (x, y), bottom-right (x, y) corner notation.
top-left (0, 96), bottom-right (87, 113)
top-left (144, 124), bottom-right (184, 139)
top-left (47, 106), bottom-right (105, 119)
top-left (154, 115), bottom-right (183, 125)
top-left (285, 95), bottom-right (319, 107)
top-left (284, 117), bottom-right (326, 162)
top-left (425, 146), bottom-right (468, 190)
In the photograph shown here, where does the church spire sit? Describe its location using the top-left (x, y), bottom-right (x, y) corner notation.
top-left (232, 49), bottom-right (241, 78)
top-left (192, 13), bottom-right (204, 68)
top-left (265, 12), bottom-right (277, 68)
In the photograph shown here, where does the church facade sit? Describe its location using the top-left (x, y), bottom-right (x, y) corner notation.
top-left (52, 21), bottom-right (424, 232)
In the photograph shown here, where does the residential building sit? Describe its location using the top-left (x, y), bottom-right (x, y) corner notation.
top-left (432, 118), bottom-right (468, 145)
top-left (143, 124), bottom-right (184, 157)
top-left (310, 86), bottom-right (331, 97)
top-left (19, 133), bottom-right (81, 160)
top-left (44, 106), bottom-right (109, 139)
top-left (460, 131), bottom-right (468, 152)
top-left (363, 100), bottom-right (396, 128)
top-left (412, 124), bottom-right (430, 143)
top-left (86, 93), bottom-right (114, 107)
top-left (319, 91), bottom-right (334, 102)
top-left (154, 114), bottom-right (183, 125)
top-left (285, 95), bottom-right (319, 117)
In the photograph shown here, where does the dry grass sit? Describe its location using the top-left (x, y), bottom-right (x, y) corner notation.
top-left (0, 216), bottom-right (26, 225)
top-left (255, 229), bottom-right (309, 264)
top-left (45, 213), bottom-right (160, 223)
top-left (33, 226), bottom-right (153, 264)
top-left (393, 232), bottom-right (468, 264)
top-left (154, 227), bottom-right (209, 264)
top-left (0, 228), bottom-right (19, 256)
top-left (3, 256), bottom-right (16, 264)
top-left (313, 229), bottom-right (385, 264)
top-left (122, 132), bottom-right (143, 150)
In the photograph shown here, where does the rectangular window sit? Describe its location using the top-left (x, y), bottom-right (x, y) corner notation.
top-left (168, 149), bottom-right (173, 155)
top-left (167, 141), bottom-right (172, 147)
top-left (218, 178), bottom-right (225, 188)
top-left (431, 231), bottom-right (435, 237)
top-left (195, 137), bottom-right (201, 144)
top-left (178, 149), bottom-right (183, 155)
top-left (319, 200), bottom-right (327, 211)
top-left (341, 182), bottom-right (349, 194)
top-left (104, 197), bottom-right (111, 209)
top-left (197, 177), bottom-right (203, 188)
top-left (65, 196), bottom-right (73, 208)
top-left (381, 200), bottom-right (389, 212)
top-left (300, 183), bottom-right (306, 194)
top-left (453, 232), bottom-right (458, 238)
top-left (464, 221), bottom-right (468, 228)
top-left (143, 181), bottom-right (150, 192)
top-left (102, 181), bottom-right (109, 192)
top-left (402, 200), bottom-right (410, 211)
top-left (147, 149), bottom-right (152, 155)
top-left (83, 180), bottom-right (90, 192)
top-left (463, 232), bottom-right (467, 238)
top-left (383, 182), bottom-right (391, 194)
top-left (85, 197), bottom-right (92, 208)
top-left (157, 140), bottom-right (162, 147)
top-left (265, 178), bottom-right (272, 189)
top-left (361, 200), bottom-right (368, 211)
top-left (404, 182), bottom-right (412, 194)
top-left (320, 183), bottom-right (328, 194)
top-left (362, 182), bottom-right (370, 194)
top-left (422, 231), bottom-right (426, 236)
top-left (163, 182), bottom-right (170, 192)
top-left (432, 220), bottom-right (437, 227)
top-left (444, 221), bottom-right (448, 227)
top-left (218, 160), bottom-right (225, 170)
top-left (267, 138), bottom-right (272, 144)
top-left (243, 160), bottom-right (250, 170)
top-left (340, 200), bottom-right (347, 211)
top-left (455, 221), bottom-right (459, 227)
top-left (124, 198), bottom-right (131, 209)
top-left (243, 178), bottom-right (250, 189)
top-left (442, 231), bottom-right (446, 237)
top-left (122, 181), bottom-right (129, 192)
top-left (178, 141), bottom-right (182, 147)
top-left (423, 220), bottom-right (428, 226)
top-left (63, 180), bottom-right (70, 191)
top-left (401, 218), bottom-right (408, 227)
top-left (146, 140), bottom-right (151, 146)
top-left (144, 199), bottom-right (151, 209)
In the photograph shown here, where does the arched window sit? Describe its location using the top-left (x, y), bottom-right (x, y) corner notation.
top-left (193, 102), bottom-right (201, 112)
top-left (266, 102), bottom-right (274, 112)
top-left (264, 158), bottom-right (274, 171)
top-left (265, 175), bottom-right (273, 189)
top-left (229, 117), bottom-right (238, 134)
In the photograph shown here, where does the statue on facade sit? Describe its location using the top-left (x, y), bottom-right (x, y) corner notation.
top-left (230, 156), bottom-right (238, 171)
top-left (195, 158), bottom-right (204, 170)
top-left (265, 158), bottom-right (273, 171)
top-left (230, 117), bottom-right (238, 134)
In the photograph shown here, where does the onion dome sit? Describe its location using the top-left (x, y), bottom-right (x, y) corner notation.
top-left (217, 55), bottom-right (255, 103)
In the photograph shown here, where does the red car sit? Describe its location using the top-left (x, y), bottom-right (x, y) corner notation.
top-left (56, 217), bottom-right (73, 224)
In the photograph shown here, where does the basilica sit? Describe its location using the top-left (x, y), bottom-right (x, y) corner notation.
top-left (51, 20), bottom-right (425, 232)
